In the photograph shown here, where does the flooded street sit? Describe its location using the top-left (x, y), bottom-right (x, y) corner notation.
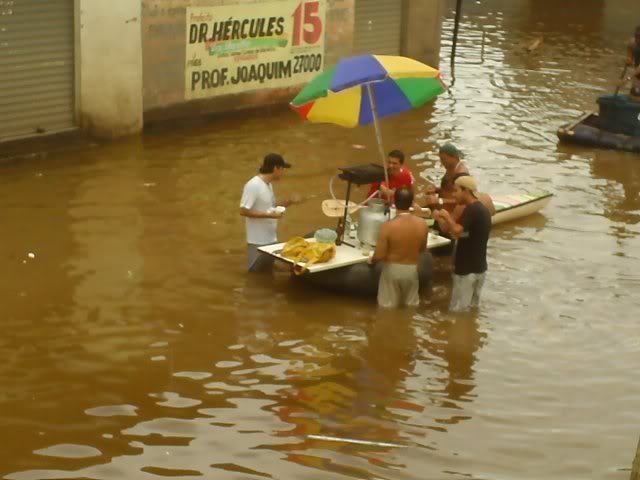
top-left (2, 0), bottom-right (639, 478)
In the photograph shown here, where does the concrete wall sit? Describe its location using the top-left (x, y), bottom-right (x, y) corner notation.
top-left (78, 0), bottom-right (144, 138)
top-left (65, 0), bottom-right (446, 131)
top-left (402, 0), bottom-right (446, 68)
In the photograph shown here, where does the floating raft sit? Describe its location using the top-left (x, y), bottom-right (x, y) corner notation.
top-left (557, 112), bottom-right (640, 153)
top-left (557, 95), bottom-right (640, 153)
top-left (260, 234), bottom-right (450, 297)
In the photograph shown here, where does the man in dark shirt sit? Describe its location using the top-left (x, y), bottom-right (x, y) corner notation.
top-left (433, 176), bottom-right (491, 312)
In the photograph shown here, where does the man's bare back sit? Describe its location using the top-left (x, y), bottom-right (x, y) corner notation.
top-left (375, 213), bottom-right (429, 265)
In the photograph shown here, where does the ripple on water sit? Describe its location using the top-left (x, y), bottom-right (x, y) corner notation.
top-left (141, 466), bottom-right (203, 477)
top-left (33, 443), bottom-right (102, 459)
top-left (2, 3), bottom-right (640, 480)
top-left (153, 392), bottom-right (202, 409)
top-left (173, 371), bottom-right (213, 380)
top-left (215, 360), bottom-right (243, 368)
top-left (85, 404), bottom-right (138, 417)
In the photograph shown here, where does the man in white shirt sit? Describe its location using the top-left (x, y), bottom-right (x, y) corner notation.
top-left (240, 153), bottom-right (292, 272)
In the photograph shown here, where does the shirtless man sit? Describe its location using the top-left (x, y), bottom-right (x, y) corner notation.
top-left (368, 188), bottom-right (429, 308)
top-left (425, 143), bottom-right (469, 213)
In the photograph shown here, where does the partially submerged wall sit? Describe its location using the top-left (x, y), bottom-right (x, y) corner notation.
top-left (78, 0), bottom-right (144, 138)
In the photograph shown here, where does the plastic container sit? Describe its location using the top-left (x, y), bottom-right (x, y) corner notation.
top-left (268, 206), bottom-right (286, 215)
top-left (314, 228), bottom-right (338, 244)
top-left (357, 199), bottom-right (387, 247)
top-left (597, 94), bottom-right (640, 136)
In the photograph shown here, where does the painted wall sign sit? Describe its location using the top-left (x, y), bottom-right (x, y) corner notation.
top-left (185, 0), bottom-right (326, 99)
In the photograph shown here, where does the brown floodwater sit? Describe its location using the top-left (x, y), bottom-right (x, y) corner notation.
top-left (2, 1), bottom-right (639, 479)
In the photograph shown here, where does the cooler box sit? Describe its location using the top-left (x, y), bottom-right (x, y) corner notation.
top-left (597, 94), bottom-right (640, 137)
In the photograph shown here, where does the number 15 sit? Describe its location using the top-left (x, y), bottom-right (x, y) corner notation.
top-left (292, 1), bottom-right (323, 46)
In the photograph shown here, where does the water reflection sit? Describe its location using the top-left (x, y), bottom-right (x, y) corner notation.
top-left (269, 312), bottom-right (424, 476)
top-left (524, 0), bottom-right (605, 33)
top-left (492, 212), bottom-right (549, 242)
top-left (590, 150), bottom-right (640, 225)
top-left (420, 312), bottom-right (486, 419)
top-left (3, 0), bottom-right (640, 478)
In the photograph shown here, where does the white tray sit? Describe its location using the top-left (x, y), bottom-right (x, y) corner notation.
top-left (258, 233), bottom-right (451, 274)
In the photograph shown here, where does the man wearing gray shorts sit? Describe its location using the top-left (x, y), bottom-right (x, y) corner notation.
top-left (433, 176), bottom-right (491, 312)
top-left (369, 188), bottom-right (429, 308)
top-left (239, 153), bottom-right (291, 272)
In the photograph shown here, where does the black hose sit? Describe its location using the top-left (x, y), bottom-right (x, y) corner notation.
top-left (450, 0), bottom-right (463, 75)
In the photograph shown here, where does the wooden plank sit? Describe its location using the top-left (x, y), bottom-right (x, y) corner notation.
top-left (565, 111), bottom-right (593, 132)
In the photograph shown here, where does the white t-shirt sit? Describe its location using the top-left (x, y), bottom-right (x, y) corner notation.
top-left (240, 175), bottom-right (278, 245)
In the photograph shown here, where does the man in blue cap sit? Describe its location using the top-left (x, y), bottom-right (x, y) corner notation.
top-left (425, 143), bottom-right (469, 212)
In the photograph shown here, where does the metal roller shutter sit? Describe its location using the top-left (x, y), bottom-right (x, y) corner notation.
top-left (0, 0), bottom-right (76, 142)
top-left (353, 0), bottom-right (403, 56)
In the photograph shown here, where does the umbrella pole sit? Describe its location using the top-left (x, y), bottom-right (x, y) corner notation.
top-left (366, 83), bottom-right (390, 194)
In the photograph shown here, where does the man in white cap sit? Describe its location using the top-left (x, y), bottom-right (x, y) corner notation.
top-left (433, 176), bottom-right (492, 312)
top-left (240, 153), bottom-right (292, 272)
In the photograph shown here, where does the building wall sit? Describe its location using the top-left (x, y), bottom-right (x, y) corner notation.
top-left (403, 0), bottom-right (446, 68)
top-left (72, 0), bottom-right (443, 137)
top-left (1, 0), bottom-right (443, 143)
top-left (77, 0), bottom-right (144, 138)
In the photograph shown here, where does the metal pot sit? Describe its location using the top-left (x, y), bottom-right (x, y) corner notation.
top-left (357, 199), bottom-right (388, 247)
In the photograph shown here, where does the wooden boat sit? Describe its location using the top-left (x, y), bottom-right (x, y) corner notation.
top-left (430, 191), bottom-right (552, 256)
top-left (491, 191), bottom-right (553, 225)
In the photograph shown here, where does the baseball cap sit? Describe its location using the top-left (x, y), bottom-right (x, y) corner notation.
top-left (261, 153), bottom-right (291, 172)
top-left (454, 175), bottom-right (478, 198)
top-left (439, 143), bottom-right (464, 159)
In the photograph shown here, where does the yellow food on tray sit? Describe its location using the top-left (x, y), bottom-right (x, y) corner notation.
top-left (281, 237), bottom-right (336, 275)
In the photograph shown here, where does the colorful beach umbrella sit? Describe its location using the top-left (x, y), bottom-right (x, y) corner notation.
top-left (290, 55), bottom-right (446, 188)
top-left (291, 55), bottom-right (446, 128)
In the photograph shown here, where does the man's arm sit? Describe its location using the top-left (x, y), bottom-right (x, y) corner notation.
top-left (369, 225), bottom-right (389, 263)
top-left (482, 194), bottom-right (496, 216)
top-left (367, 182), bottom-right (381, 201)
top-left (277, 193), bottom-right (304, 208)
top-left (436, 209), bottom-right (465, 239)
top-left (239, 207), bottom-right (280, 219)
top-left (420, 221), bottom-right (428, 252)
top-left (379, 183), bottom-right (395, 198)
top-left (433, 204), bottom-right (463, 233)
